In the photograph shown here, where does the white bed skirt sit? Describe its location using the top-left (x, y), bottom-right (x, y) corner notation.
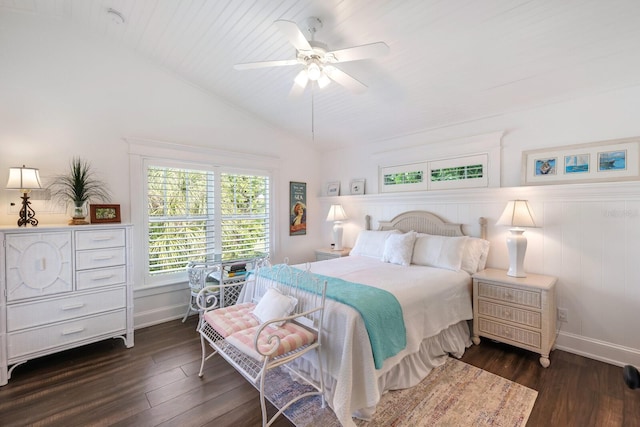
top-left (289, 320), bottom-right (472, 426)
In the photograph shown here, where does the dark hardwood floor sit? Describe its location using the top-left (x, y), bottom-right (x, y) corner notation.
top-left (1, 317), bottom-right (638, 426)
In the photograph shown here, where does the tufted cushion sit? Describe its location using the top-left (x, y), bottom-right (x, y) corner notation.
top-left (226, 322), bottom-right (317, 361)
top-left (203, 302), bottom-right (259, 338)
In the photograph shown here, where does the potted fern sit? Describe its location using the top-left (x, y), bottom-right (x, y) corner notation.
top-left (48, 157), bottom-right (111, 225)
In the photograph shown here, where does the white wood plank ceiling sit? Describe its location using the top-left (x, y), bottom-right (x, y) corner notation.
top-left (2, 0), bottom-right (640, 151)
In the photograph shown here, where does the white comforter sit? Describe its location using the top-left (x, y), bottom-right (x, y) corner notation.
top-left (243, 255), bottom-right (473, 426)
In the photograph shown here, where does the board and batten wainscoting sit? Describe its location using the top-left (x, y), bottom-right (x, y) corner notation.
top-left (319, 181), bottom-right (640, 369)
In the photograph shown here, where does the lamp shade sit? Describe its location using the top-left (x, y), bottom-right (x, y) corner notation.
top-left (6, 165), bottom-right (42, 191)
top-left (496, 200), bottom-right (536, 228)
top-left (326, 204), bottom-right (347, 222)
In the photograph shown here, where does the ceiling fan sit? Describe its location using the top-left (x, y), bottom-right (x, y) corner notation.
top-left (233, 17), bottom-right (389, 96)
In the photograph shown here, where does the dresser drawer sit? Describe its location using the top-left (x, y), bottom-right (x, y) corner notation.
top-left (76, 266), bottom-right (126, 290)
top-left (478, 317), bottom-right (541, 349)
top-left (75, 228), bottom-right (125, 250)
top-left (7, 310), bottom-right (126, 360)
top-left (477, 300), bottom-right (541, 328)
top-left (7, 287), bottom-right (126, 331)
top-left (76, 247), bottom-right (125, 270)
top-left (477, 281), bottom-right (541, 309)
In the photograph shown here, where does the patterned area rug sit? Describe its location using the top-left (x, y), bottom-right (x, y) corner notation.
top-left (265, 358), bottom-right (537, 427)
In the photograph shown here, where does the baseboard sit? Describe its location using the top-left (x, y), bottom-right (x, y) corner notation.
top-left (556, 331), bottom-right (640, 368)
top-left (134, 304), bottom-right (187, 329)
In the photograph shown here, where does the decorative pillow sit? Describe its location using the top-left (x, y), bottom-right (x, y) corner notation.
top-left (350, 229), bottom-right (401, 259)
top-left (461, 237), bottom-right (491, 274)
top-left (252, 288), bottom-right (298, 327)
top-left (381, 231), bottom-right (416, 266)
top-left (412, 234), bottom-right (469, 271)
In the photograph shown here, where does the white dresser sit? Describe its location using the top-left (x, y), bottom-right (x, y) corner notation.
top-left (0, 224), bottom-right (133, 385)
top-left (472, 268), bottom-right (557, 367)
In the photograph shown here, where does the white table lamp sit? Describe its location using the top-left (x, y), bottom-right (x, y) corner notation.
top-left (496, 200), bottom-right (537, 277)
top-left (326, 204), bottom-right (347, 250)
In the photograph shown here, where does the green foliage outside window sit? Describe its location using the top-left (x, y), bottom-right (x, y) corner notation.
top-left (147, 167), bottom-right (269, 276)
top-left (430, 164), bottom-right (483, 182)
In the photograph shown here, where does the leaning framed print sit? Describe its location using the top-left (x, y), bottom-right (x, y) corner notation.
top-left (90, 204), bottom-right (121, 223)
top-left (522, 137), bottom-right (640, 185)
top-left (289, 181), bottom-right (307, 236)
top-left (326, 181), bottom-right (340, 196)
top-left (350, 179), bottom-right (365, 195)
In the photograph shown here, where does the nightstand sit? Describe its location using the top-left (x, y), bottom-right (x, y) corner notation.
top-left (472, 268), bottom-right (557, 367)
top-left (315, 247), bottom-right (351, 261)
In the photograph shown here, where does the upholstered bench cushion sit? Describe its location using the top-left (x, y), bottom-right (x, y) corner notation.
top-left (226, 322), bottom-right (317, 361)
top-left (203, 302), bottom-right (259, 338)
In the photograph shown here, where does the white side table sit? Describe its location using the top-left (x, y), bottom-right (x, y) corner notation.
top-left (472, 268), bottom-right (557, 367)
top-left (315, 247), bottom-right (351, 261)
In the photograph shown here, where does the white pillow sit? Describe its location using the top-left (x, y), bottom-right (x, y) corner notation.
top-left (350, 229), bottom-right (401, 259)
top-left (461, 237), bottom-right (491, 274)
top-left (412, 234), bottom-right (469, 271)
top-left (381, 231), bottom-right (416, 266)
top-left (252, 288), bottom-right (298, 327)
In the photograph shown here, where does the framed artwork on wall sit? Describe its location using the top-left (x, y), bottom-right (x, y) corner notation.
top-left (289, 181), bottom-right (307, 236)
top-left (522, 137), bottom-right (640, 185)
top-left (90, 204), bottom-right (121, 223)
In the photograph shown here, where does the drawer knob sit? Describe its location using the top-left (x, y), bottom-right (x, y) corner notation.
top-left (62, 327), bottom-right (85, 336)
top-left (503, 310), bottom-right (511, 317)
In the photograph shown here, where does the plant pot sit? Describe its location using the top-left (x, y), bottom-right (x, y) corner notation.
top-left (69, 201), bottom-right (89, 225)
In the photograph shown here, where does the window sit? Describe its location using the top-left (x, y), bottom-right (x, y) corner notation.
top-left (430, 164), bottom-right (483, 182)
top-left (147, 165), bottom-right (270, 278)
top-left (380, 154), bottom-right (488, 192)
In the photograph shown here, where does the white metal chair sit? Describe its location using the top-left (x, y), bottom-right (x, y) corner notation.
top-left (182, 260), bottom-right (220, 327)
top-left (197, 261), bottom-right (327, 427)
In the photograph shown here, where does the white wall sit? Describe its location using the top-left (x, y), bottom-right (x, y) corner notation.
top-left (318, 86), bottom-right (640, 368)
top-left (0, 11), bottom-right (322, 327)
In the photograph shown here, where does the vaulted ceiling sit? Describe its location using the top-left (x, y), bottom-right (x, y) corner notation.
top-left (3, 0), bottom-right (640, 151)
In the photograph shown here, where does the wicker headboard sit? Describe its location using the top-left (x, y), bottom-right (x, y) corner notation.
top-left (367, 211), bottom-right (487, 239)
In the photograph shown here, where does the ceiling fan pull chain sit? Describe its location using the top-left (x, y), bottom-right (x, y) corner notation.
top-left (311, 86), bottom-right (315, 141)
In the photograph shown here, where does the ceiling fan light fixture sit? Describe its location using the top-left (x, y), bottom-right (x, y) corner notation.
top-left (307, 62), bottom-right (322, 81)
top-left (294, 70), bottom-right (309, 88)
top-left (317, 73), bottom-right (331, 88)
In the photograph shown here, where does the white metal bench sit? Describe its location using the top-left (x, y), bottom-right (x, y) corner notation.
top-left (197, 260), bottom-right (327, 427)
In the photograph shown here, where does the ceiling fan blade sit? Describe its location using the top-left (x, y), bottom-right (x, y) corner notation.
top-left (325, 66), bottom-right (367, 94)
top-left (234, 59), bottom-right (299, 70)
top-left (274, 19), bottom-right (312, 52)
top-left (327, 42), bottom-right (390, 63)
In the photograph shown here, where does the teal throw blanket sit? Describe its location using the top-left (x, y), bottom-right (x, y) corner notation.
top-left (256, 264), bottom-right (407, 369)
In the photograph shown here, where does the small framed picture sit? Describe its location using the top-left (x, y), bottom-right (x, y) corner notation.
top-left (327, 181), bottom-right (340, 196)
top-left (350, 179), bottom-right (365, 195)
top-left (90, 204), bottom-right (121, 223)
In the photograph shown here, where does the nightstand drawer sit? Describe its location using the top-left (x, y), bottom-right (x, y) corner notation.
top-left (478, 318), bottom-right (541, 349)
top-left (477, 281), bottom-right (541, 309)
top-left (477, 300), bottom-right (541, 328)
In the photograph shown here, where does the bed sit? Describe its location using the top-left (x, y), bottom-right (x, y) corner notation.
top-left (241, 211), bottom-right (488, 427)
